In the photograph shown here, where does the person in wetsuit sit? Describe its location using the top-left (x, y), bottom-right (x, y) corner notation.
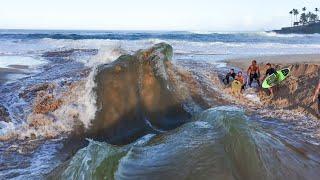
top-left (247, 60), bottom-right (260, 87)
top-left (223, 69), bottom-right (236, 85)
top-left (312, 80), bottom-right (320, 114)
top-left (261, 63), bottom-right (276, 96)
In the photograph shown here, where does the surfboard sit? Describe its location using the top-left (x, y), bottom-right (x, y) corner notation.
top-left (231, 80), bottom-right (242, 93)
top-left (262, 68), bottom-right (290, 89)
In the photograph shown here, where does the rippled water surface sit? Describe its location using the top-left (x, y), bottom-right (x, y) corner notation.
top-left (60, 107), bottom-right (320, 180)
top-left (1, 30), bottom-right (320, 179)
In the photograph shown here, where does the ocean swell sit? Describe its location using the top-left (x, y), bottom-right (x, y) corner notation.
top-left (87, 43), bottom-right (191, 144)
top-left (56, 106), bottom-right (320, 180)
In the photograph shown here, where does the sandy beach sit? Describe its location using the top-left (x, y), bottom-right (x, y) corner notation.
top-left (226, 54), bottom-right (320, 70)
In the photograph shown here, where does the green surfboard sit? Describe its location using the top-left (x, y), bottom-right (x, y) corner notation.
top-left (262, 68), bottom-right (290, 89)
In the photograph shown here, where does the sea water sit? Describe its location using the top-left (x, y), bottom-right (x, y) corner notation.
top-left (1, 30), bottom-right (320, 179)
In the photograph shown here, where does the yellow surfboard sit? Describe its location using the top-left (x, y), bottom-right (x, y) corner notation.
top-left (231, 80), bottom-right (242, 94)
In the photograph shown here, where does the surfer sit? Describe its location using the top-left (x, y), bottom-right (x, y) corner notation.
top-left (261, 63), bottom-right (277, 96)
top-left (223, 69), bottom-right (236, 85)
top-left (247, 60), bottom-right (261, 87)
top-left (312, 80), bottom-right (320, 114)
top-left (235, 71), bottom-right (245, 93)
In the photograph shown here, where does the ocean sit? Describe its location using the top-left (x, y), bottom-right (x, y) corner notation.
top-left (1, 30), bottom-right (320, 59)
top-left (0, 30), bottom-right (320, 179)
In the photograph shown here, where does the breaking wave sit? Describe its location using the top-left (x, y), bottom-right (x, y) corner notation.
top-left (57, 107), bottom-right (320, 179)
top-left (0, 43), bottom-right (123, 140)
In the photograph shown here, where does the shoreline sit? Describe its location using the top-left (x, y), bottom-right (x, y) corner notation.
top-left (1, 43), bottom-right (320, 179)
top-left (225, 54), bottom-right (320, 70)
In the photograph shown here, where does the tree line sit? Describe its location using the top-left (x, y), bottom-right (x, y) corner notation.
top-left (289, 7), bottom-right (319, 26)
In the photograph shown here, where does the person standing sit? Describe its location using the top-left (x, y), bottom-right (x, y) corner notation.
top-left (261, 63), bottom-right (277, 96)
top-left (247, 60), bottom-right (261, 87)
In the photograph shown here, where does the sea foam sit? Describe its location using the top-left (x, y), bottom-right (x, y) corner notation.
top-left (0, 43), bottom-right (123, 140)
top-left (51, 43), bottom-right (123, 130)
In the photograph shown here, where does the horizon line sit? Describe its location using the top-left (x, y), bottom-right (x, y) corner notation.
top-left (0, 28), bottom-right (269, 33)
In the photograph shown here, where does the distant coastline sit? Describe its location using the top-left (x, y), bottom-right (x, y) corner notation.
top-left (273, 22), bottom-right (320, 34)
top-left (273, 7), bottom-right (320, 34)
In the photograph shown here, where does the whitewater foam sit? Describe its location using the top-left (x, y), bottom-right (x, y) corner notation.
top-left (77, 69), bottom-right (98, 128)
top-left (75, 44), bottom-right (123, 128)
top-left (41, 59), bottom-right (116, 134)
top-left (81, 43), bottom-right (123, 67)
top-left (258, 31), bottom-right (320, 38)
top-left (1, 35), bottom-right (320, 63)
top-left (0, 121), bottom-right (16, 140)
top-left (0, 56), bottom-right (47, 68)
top-left (0, 43), bottom-right (124, 140)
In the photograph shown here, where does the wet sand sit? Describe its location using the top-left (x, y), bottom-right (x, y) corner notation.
top-left (225, 54), bottom-right (320, 70)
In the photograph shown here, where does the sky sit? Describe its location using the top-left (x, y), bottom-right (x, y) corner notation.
top-left (0, 0), bottom-right (319, 31)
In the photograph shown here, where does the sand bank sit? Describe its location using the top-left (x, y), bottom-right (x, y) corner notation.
top-left (225, 54), bottom-right (320, 119)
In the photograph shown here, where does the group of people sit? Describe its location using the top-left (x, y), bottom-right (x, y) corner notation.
top-left (223, 60), bottom-right (276, 95)
top-left (223, 60), bottom-right (320, 114)
top-left (223, 69), bottom-right (246, 90)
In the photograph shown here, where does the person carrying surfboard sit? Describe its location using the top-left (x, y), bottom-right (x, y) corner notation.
top-left (247, 60), bottom-right (261, 88)
top-left (261, 63), bottom-right (276, 96)
top-left (235, 71), bottom-right (245, 93)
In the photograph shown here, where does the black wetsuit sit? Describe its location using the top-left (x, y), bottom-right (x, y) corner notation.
top-left (266, 68), bottom-right (276, 76)
top-left (224, 72), bottom-right (236, 84)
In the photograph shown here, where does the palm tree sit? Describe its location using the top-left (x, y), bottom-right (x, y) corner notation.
top-left (302, 7), bottom-right (306, 12)
top-left (309, 12), bottom-right (318, 22)
top-left (289, 10), bottom-right (293, 26)
top-left (315, 8), bottom-right (319, 21)
top-left (300, 13), bottom-right (308, 25)
top-left (308, 12), bottom-right (314, 22)
top-left (293, 9), bottom-right (299, 25)
top-left (301, 7), bottom-right (307, 24)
